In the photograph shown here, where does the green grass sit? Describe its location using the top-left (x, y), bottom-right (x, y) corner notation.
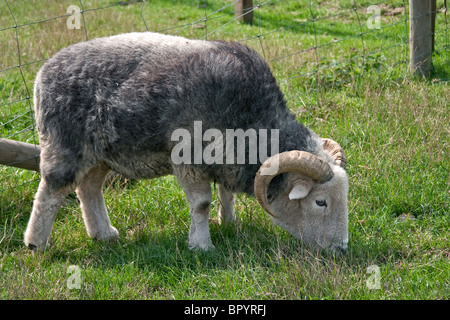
top-left (0, 0), bottom-right (449, 300)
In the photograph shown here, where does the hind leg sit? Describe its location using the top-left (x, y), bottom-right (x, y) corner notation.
top-left (76, 164), bottom-right (118, 241)
top-left (24, 178), bottom-right (73, 250)
top-left (25, 142), bottom-right (82, 250)
top-left (218, 184), bottom-right (235, 224)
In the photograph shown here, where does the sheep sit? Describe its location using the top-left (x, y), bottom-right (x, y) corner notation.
top-left (24, 32), bottom-right (349, 254)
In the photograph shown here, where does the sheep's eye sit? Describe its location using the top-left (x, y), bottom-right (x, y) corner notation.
top-left (316, 200), bottom-right (327, 207)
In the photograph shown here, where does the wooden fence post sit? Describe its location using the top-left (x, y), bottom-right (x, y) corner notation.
top-left (235, 0), bottom-right (253, 24)
top-left (0, 138), bottom-right (40, 172)
top-left (409, 0), bottom-right (434, 77)
top-left (431, 0), bottom-right (436, 52)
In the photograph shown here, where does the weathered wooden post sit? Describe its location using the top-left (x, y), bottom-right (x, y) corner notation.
top-left (409, 0), bottom-right (434, 77)
top-left (0, 138), bottom-right (40, 172)
top-left (431, 0), bottom-right (436, 52)
top-left (0, 139), bottom-right (128, 186)
top-left (235, 0), bottom-right (253, 24)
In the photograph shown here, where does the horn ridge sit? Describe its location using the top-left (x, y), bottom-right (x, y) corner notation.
top-left (254, 150), bottom-right (334, 218)
top-left (322, 138), bottom-right (347, 169)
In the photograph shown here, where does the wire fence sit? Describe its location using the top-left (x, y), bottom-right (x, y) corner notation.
top-left (0, 0), bottom-right (448, 195)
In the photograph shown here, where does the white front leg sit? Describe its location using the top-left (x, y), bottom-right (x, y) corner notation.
top-left (177, 177), bottom-right (214, 251)
top-left (188, 197), bottom-right (214, 251)
top-left (218, 184), bottom-right (235, 224)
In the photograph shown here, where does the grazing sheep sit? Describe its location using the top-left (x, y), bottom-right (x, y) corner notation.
top-left (24, 32), bottom-right (349, 253)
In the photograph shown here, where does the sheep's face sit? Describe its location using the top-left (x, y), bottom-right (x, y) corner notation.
top-left (254, 139), bottom-right (349, 253)
top-left (267, 165), bottom-right (349, 253)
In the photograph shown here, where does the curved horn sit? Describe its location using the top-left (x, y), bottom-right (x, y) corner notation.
top-left (254, 151), bottom-right (333, 217)
top-left (322, 138), bottom-right (347, 169)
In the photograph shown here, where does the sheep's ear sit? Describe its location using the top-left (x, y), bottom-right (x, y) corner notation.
top-left (288, 180), bottom-right (312, 200)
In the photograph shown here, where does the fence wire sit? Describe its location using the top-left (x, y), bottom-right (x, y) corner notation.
top-left (0, 0), bottom-right (448, 194)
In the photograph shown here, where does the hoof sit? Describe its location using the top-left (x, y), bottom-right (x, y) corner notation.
top-left (27, 243), bottom-right (38, 251)
top-left (90, 226), bottom-right (119, 242)
top-left (188, 241), bottom-right (215, 252)
top-left (24, 234), bottom-right (48, 252)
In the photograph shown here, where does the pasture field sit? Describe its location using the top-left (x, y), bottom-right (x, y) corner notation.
top-left (0, 0), bottom-right (448, 299)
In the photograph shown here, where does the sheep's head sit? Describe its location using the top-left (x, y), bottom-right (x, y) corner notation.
top-left (254, 139), bottom-right (348, 254)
